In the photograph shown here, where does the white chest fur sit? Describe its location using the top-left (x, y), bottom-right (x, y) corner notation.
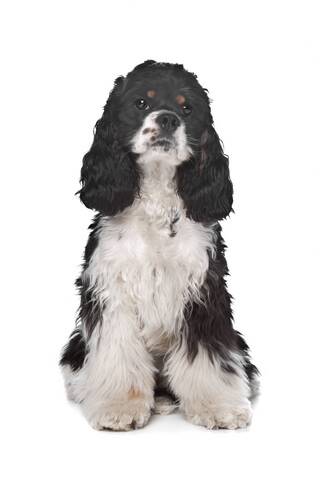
top-left (84, 158), bottom-right (216, 346)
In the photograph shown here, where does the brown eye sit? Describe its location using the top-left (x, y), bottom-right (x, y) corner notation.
top-left (182, 104), bottom-right (192, 116)
top-left (135, 98), bottom-right (149, 110)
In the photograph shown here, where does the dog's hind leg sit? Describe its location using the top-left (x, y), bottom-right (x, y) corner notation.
top-left (60, 328), bottom-right (88, 403)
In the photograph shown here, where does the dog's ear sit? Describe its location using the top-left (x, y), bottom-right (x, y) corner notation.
top-left (78, 81), bottom-right (140, 216)
top-left (176, 125), bottom-right (233, 222)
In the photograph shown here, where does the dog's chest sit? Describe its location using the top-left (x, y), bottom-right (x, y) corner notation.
top-left (88, 169), bottom-right (215, 338)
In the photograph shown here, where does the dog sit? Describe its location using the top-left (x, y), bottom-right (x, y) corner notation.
top-left (60, 60), bottom-right (259, 431)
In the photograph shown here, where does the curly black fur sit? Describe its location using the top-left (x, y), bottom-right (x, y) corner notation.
top-left (60, 328), bottom-right (87, 372)
top-left (78, 79), bottom-right (141, 216)
top-left (176, 126), bottom-right (233, 222)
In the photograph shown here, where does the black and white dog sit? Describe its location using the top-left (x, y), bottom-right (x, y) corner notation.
top-left (60, 60), bottom-right (259, 431)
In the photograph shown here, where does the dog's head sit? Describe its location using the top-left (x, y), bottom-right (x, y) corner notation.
top-left (79, 60), bottom-right (233, 221)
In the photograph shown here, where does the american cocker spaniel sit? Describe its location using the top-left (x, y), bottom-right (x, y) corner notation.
top-left (60, 60), bottom-right (259, 431)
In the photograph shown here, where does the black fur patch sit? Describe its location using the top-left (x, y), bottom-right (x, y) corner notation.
top-left (183, 224), bottom-right (258, 388)
top-left (236, 333), bottom-right (260, 385)
top-left (78, 81), bottom-right (141, 216)
top-left (76, 276), bottom-right (104, 338)
top-left (176, 127), bottom-right (233, 223)
top-left (82, 214), bottom-right (101, 269)
top-left (60, 329), bottom-right (87, 372)
top-left (60, 215), bottom-right (103, 370)
top-left (183, 224), bottom-right (236, 360)
top-left (75, 216), bottom-right (105, 337)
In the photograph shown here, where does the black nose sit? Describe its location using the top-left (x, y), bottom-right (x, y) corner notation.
top-left (156, 113), bottom-right (180, 134)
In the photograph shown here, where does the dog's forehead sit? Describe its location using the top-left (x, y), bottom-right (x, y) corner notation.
top-left (124, 70), bottom-right (196, 101)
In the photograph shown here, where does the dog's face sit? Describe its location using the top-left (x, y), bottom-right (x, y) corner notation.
top-left (79, 60), bottom-right (233, 221)
top-left (108, 65), bottom-right (211, 165)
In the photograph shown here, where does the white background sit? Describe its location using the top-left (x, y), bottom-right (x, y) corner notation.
top-left (1, 1), bottom-right (319, 478)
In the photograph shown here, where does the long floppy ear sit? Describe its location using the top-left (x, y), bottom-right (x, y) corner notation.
top-left (176, 125), bottom-right (233, 223)
top-left (78, 90), bottom-right (140, 216)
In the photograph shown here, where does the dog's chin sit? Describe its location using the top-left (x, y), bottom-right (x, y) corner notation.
top-left (133, 137), bottom-right (191, 166)
top-left (150, 138), bottom-right (175, 153)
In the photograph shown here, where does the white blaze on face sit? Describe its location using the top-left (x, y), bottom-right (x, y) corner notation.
top-left (131, 110), bottom-right (192, 164)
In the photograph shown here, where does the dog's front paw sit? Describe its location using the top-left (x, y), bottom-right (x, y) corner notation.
top-left (184, 403), bottom-right (252, 430)
top-left (85, 398), bottom-right (152, 431)
top-left (91, 409), bottom-right (151, 431)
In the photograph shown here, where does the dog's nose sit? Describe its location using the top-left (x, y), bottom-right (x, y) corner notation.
top-left (156, 113), bottom-right (180, 134)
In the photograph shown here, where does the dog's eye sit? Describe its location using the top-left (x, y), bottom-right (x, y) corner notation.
top-left (135, 98), bottom-right (150, 110)
top-left (182, 104), bottom-right (192, 116)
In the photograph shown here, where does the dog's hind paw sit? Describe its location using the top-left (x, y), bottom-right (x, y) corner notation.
top-left (153, 395), bottom-right (178, 415)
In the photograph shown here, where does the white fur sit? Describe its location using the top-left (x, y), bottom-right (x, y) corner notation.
top-left (131, 110), bottom-right (192, 162)
top-left (63, 121), bottom-right (250, 430)
top-left (165, 342), bottom-right (252, 429)
top-left (84, 159), bottom-right (216, 343)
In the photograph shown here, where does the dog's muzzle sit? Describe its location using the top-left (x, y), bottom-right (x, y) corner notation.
top-left (151, 112), bottom-right (181, 150)
top-left (131, 109), bottom-right (190, 162)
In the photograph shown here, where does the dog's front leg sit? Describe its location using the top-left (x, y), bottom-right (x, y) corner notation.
top-left (165, 341), bottom-right (252, 430)
top-left (80, 306), bottom-right (155, 431)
